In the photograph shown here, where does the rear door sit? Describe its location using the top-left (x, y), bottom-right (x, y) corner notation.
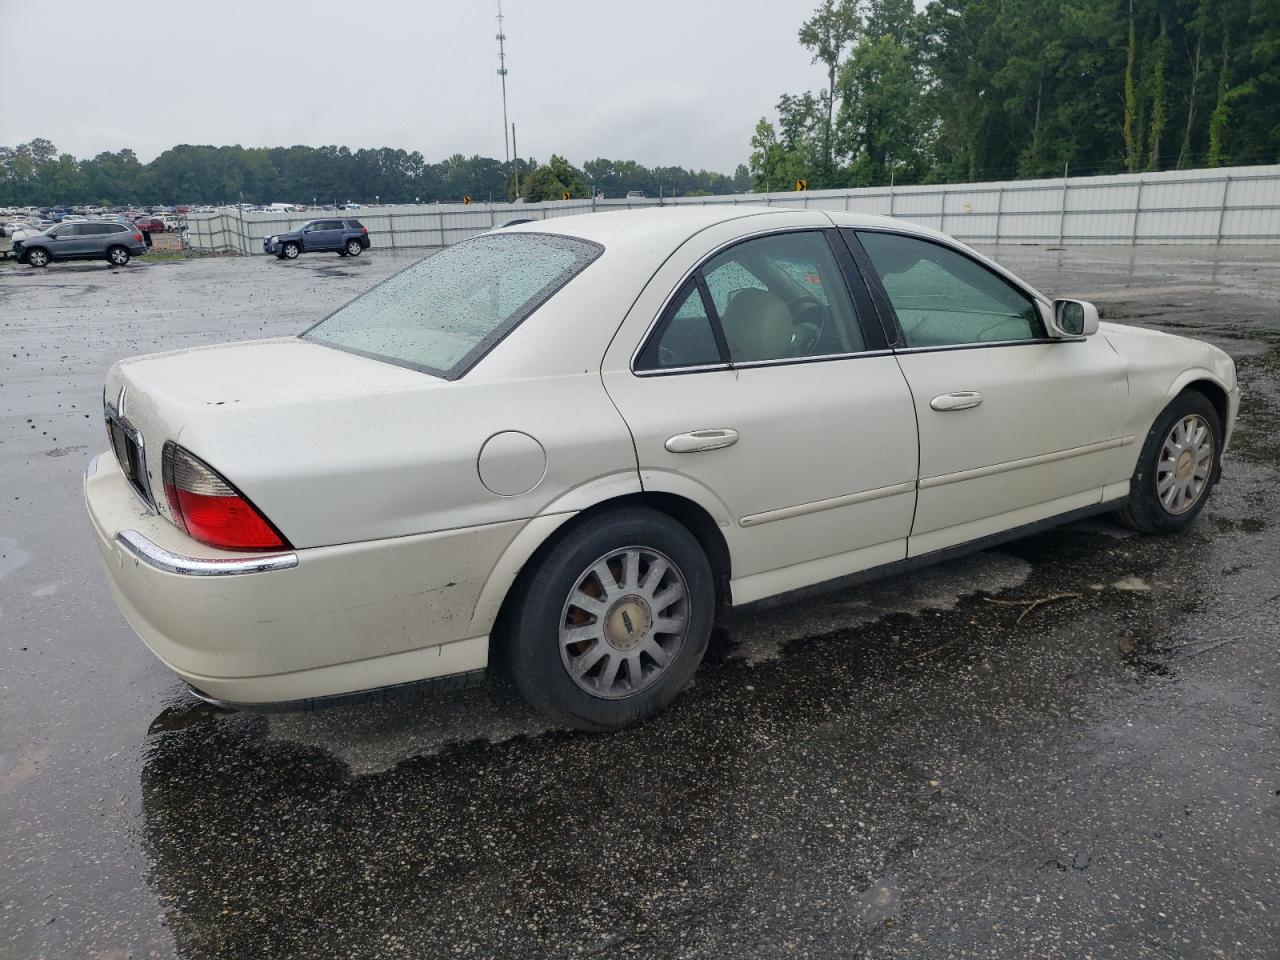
top-left (847, 229), bottom-right (1129, 556)
top-left (318, 220), bottom-right (344, 249)
top-left (603, 219), bottom-right (919, 606)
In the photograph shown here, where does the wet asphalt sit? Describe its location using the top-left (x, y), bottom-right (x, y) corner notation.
top-left (1, 245), bottom-right (1278, 959)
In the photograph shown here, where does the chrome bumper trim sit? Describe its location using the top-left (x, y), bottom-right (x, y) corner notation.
top-left (116, 529), bottom-right (298, 577)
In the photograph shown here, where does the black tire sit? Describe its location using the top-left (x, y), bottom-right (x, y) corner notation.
top-left (25, 247), bottom-right (49, 267)
top-left (499, 506), bottom-right (715, 731)
top-left (106, 245), bottom-right (130, 267)
top-left (282, 242), bottom-right (300, 260)
top-left (1116, 390), bottom-right (1222, 534)
top-left (344, 239), bottom-right (363, 257)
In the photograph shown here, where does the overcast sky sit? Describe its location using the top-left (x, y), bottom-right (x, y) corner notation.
top-left (0, 0), bottom-right (829, 173)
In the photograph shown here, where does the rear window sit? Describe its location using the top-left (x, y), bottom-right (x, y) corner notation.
top-left (344, 219), bottom-right (363, 229)
top-left (302, 232), bottom-right (602, 379)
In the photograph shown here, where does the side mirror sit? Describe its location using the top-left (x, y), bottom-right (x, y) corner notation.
top-left (1051, 299), bottom-right (1099, 338)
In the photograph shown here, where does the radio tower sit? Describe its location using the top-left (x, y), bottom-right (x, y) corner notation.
top-left (496, 1), bottom-right (511, 177)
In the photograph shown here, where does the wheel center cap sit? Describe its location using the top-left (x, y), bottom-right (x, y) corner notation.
top-left (604, 595), bottom-right (652, 651)
top-left (1176, 449), bottom-right (1195, 480)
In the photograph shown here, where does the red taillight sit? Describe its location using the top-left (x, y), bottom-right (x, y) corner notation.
top-left (360, 226), bottom-right (367, 233)
top-left (132, 232), bottom-right (143, 242)
top-left (161, 443), bottom-right (287, 551)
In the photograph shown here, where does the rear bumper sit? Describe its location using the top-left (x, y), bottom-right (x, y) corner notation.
top-left (84, 452), bottom-right (519, 704)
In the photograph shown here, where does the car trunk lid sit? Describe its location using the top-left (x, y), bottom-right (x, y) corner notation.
top-left (102, 337), bottom-right (441, 527)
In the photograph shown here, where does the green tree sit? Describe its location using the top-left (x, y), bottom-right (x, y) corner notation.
top-left (798, 0), bottom-right (860, 179)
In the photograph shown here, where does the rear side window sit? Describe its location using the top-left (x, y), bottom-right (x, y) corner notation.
top-left (701, 231), bottom-right (865, 362)
top-left (345, 219), bottom-right (364, 229)
top-left (635, 279), bottom-right (723, 371)
top-left (303, 233), bottom-right (602, 379)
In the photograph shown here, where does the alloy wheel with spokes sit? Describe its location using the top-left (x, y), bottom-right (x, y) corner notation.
top-left (1117, 390), bottom-right (1221, 535)
top-left (27, 249), bottom-right (49, 267)
top-left (108, 246), bottom-right (129, 265)
top-left (1157, 413), bottom-right (1214, 514)
top-left (501, 505), bottom-right (715, 730)
top-left (559, 546), bottom-right (690, 700)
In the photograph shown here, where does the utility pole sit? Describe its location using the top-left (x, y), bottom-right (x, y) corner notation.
top-left (496, 0), bottom-right (512, 195)
top-left (512, 123), bottom-right (520, 198)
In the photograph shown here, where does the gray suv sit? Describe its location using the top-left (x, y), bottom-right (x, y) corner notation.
top-left (264, 219), bottom-right (371, 259)
top-left (17, 221), bottom-right (148, 268)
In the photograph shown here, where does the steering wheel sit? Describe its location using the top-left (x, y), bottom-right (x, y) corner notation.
top-left (788, 295), bottom-right (829, 355)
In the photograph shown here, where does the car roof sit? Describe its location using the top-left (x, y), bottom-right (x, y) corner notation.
top-left (496, 204), bottom-right (956, 252)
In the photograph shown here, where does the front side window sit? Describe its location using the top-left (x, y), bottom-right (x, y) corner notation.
top-left (303, 233), bottom-right (602, 378)
top-left (701, 232), bottom-right (864, 362)
top-left (856, 232), bottom-right (1043, 348)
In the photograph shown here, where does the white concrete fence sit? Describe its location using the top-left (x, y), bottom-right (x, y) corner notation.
top-left (185, 163), bottom-right (1280, 255)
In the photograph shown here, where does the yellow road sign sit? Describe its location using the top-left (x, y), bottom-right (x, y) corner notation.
top-left (462, 196), bottom-right (472, 205)
top-left (795, 178), bottom-right (809, 191)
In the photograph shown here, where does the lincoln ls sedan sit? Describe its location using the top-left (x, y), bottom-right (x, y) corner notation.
top-left (85, 206), bottom-right (1239, 730)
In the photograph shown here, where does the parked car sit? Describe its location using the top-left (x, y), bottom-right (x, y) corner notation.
top-left (1, 221), bottom-right (41, 258)
top-left (263, 218), bottom-right (370, 259)
top-left (135, 216), bottom-right (165, 233)
top-left (85, 207), bottom-right (1238, 729)
top-left (17, 221), bottom-right (147, 267)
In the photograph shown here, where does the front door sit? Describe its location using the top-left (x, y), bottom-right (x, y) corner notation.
top-left (603, 225), bottom-right (920, 606)
top-left (48, 223), bottom-right (88, 257)
top-left (849, 229), bottom-right (1129, 556)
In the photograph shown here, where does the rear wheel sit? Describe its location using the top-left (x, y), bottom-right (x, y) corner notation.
top-left (500, 507), bottom-right (714, 731)
top-left (26, 248), bottom-right (49, 267)
top-left (345, 239), bottom-right (363, 257)
top-left (107, 245), bottom-right (130, 266)
top-left (282, 242), bottom-right (299, 260)
top-left (1117, 390), bottom-right (1221, 534)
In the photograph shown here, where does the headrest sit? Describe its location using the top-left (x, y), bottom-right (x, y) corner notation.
top-left (720, 288), bottom-right (793, 362)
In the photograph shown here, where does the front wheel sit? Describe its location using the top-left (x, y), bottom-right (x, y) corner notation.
top-left (1117, 390), bottom-right (1222, 534)
top-left (26, 248), bottom-right (49, 267)
top-left (281, 242), bottom-right (300, 260)
top-left (500, 507), bottom-right (714, 731)
top-left (107, 245), bottom-right (130, 266)
top-left (344, 239), bottom-right (363, 257)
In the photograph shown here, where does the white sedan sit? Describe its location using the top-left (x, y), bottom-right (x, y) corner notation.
top-left (85, 207), bottom-right (1238, 730)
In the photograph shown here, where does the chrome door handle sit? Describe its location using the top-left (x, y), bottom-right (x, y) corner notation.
top-left (665, 428), bottom-right (740, 453)
top-left (930, 391), bottom-right (984, 412)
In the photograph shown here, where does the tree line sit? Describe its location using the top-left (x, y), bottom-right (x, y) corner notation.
top-left (751, 0), bottom-right (1280, 190)
top-left (0, 140), bottom-right (751, 208)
